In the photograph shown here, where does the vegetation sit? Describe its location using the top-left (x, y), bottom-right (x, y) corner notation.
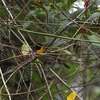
top-left (0, 0), bottom-right (100, 100)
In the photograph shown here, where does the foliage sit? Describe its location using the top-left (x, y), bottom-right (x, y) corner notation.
top-left (0, 0), bottom-right (100, 100)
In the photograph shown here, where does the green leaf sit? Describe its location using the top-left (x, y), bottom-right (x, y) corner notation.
top-left (0, 5), bottom-right (7, 17)
top-left (62, 0), bottom-right (77, 10)
top-left (88, 35), bottom-right (100, 47)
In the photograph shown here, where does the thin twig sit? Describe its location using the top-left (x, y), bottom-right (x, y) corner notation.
top-left (0, 68), bottom-right (12, 100)
top-left (1, 0), bottom-right (32, 52)
top-left (1, 0), bottom-right (14, 19)
top-left (49, 68), bottom-right (70, 89)
top-left (20, 29), bottom-right (100, 44)
top-left (37, 60), bottom-right (53, 100)
top-left (0, 86), bottom-right (46, 96)
top-left (49, 68), bottom-right (82, 100)
top-left (0, 57), bottom-right (34, 92)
